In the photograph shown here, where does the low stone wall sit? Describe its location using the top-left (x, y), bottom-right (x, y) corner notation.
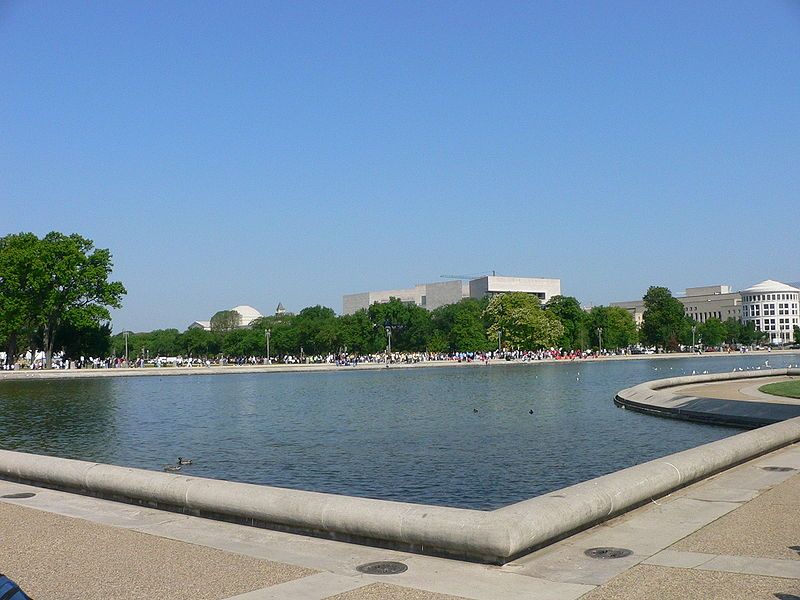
top-left (615, 368), bottom-right (800, 427)
top-left (2, 411), bottom-right (800, 563)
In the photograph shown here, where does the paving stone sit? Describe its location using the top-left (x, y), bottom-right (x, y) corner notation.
top-left (579, 564), bottom-right (800, 600)
top-left (671, 473), bottom-right (800, 561)
top-left (0, 501), bottom-right (315, 600)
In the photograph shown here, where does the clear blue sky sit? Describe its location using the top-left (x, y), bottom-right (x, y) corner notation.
top-left (2, 1), bottom-right (798, 331)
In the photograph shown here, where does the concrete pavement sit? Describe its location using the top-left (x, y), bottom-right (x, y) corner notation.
top-left (2, 440), bottom-right (800, 599)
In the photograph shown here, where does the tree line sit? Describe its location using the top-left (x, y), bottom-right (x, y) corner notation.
top-left (114, 287), bottom-right (782, 361)
top-left (113, 294), bottom-right (641, 360)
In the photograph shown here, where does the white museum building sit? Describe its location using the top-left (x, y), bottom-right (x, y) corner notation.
top-left (188, 304), bottom-right (264, 331)
top-left (740, 280), bottom-right (800, 344)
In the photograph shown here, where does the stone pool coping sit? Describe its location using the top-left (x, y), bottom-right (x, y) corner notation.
top-left (615, 368), bottom-right (800, 428)
top-left (2, 372), bottom-right (800, 565)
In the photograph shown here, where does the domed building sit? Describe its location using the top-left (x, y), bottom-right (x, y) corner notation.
top-left (740, 280), bottom-right (800, 343)
top-left (188, 304), bottom-right (264, 331)
top-left (229, 305), bottom-right (263, 327)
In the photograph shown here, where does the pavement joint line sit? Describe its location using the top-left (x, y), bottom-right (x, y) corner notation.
top-left (220, 572), bottom-right (368, 600)
top-left (647, 551), bottom-right (800, 580)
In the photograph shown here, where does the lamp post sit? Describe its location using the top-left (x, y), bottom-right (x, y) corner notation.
top-left (123, 330), bottom-right (129, 366)
top-left (597, 327), bottom-right (603, 353)
top-left (385, 325), bottom-right (392, 363)
top-left (497, 329), bottom-right (502, 353)
top-left (265, 328), bottom-right (271, 364)
top-left (692, 325), bottom-right (697, 352)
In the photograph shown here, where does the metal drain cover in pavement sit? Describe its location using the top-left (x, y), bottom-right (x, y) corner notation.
top-left (762, 466), bottom-right (796, 472)
top-left (584, 547), bottom-right (633, 559)
top-left (1, 492), bottom-right (36, 499)
top-left (355, 561), bottom-right (408, 575)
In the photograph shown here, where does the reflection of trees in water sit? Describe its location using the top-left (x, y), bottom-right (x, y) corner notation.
top-left (0, 379), bottom-right (118, 462)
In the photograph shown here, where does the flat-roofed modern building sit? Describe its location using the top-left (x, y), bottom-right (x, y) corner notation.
top-left (612, 285), bottom-right (742, 326)
top-left (343, 275), bottom-right (561, 315)
top-left (342, 280), bottom-right (467, 315)
top-left (741, 280), bottom-right (800, 343)
top-left (468, 275), bottom-right (561, 302)
top-left (681, 285), bottom-right (743, 324)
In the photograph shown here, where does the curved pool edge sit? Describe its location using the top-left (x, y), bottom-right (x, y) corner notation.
top-left (3, 413), bottom-right (800, 564)
top-left (615, 368), bottom-right (800, 428)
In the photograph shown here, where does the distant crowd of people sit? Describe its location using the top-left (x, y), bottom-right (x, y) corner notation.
top-left (2, 344), bottom-right (768, 371)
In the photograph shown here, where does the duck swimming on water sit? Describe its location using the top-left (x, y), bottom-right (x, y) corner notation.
top-left (163, 465), bottom-right (181, 472)
top-left (177, 457), bottom-right (192, 465)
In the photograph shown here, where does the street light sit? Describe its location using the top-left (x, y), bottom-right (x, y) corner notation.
top-left (692, 325), bottom-right (697, 352)
top-left (385, 325), bottom-right (392, 363)
top-left (123, 330), bottom-right (129, 366)
top-left (265, 328), bottom-right (271, 364)
top-left (597, 327), bottom-right (603, 353)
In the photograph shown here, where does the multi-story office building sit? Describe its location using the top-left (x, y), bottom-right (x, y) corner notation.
top-left (740, 280), bottom-right (800, 343)
top-left (612, 285), bottom-right (741, 326)
top-left (342, 275), bottom-right (561, 315)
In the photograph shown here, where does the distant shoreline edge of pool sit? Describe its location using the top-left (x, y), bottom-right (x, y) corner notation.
top-left (1, 348), bottom-right (798, 382)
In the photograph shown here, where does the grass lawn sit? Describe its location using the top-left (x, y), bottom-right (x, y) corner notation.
top-left (759, 379), bottom-right (800, 399)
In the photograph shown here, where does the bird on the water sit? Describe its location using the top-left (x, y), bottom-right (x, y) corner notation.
top-left (177, 457), bottom-right (193, 465)
top-left (163, 465), bottom-right (181, 472)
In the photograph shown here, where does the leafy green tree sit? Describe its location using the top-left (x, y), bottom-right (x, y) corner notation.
top-left (250, 314), bottom-right (299, 357)
top-left (210, 310), bottom-right (240, 334)
top-left (586, 306), bottom-right (638, 349)
top-left (723, 318), bottom-right (742, 345)
top-left (795, 325), bottom-right (800, 346)
top-left (292, 305), bottom-right (339, 355)
top-left (545, 295), bottom-right (588, 350)
top-left (697, 318), bottom-right (726, 348)
top-left (426, 330), bottom-right (449, 353)
top-left (741, 321), bottom-right (766, 346)
top-left (335, 310), bottom-right (380, 354)
top-left (430, 298), bottom-right (491, 352)
top-left (178, 327), bottom-right (219, 357)
top-left (147, 329), bottom-right (181, 356)
top-left (640, 287), bottom-right (688, 351)
top-left (483, 293), bottom-right (564, 350)
top-left (54, 322), bottom-right (112, 360)
top-left (23, 232), bottom-right (125, 368)
top-left (0, 233), bottom-right (41, 364)
top-left (368, 298), bottom-right (432, 352)
top-left (221, 328), bottom-right (263, 356)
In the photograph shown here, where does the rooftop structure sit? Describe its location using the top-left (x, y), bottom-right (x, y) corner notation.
top-left (343, 275), bottom-right (561, 315)
top-left (229, 305), bottom-right (263, 327)
top-left (342, 280), bottom-right (467, 315)
top-left (468, 275), bottom-right (561, 302)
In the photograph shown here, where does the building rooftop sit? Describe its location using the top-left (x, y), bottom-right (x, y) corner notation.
top-left (741, 280), bottom-right (800, 294)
